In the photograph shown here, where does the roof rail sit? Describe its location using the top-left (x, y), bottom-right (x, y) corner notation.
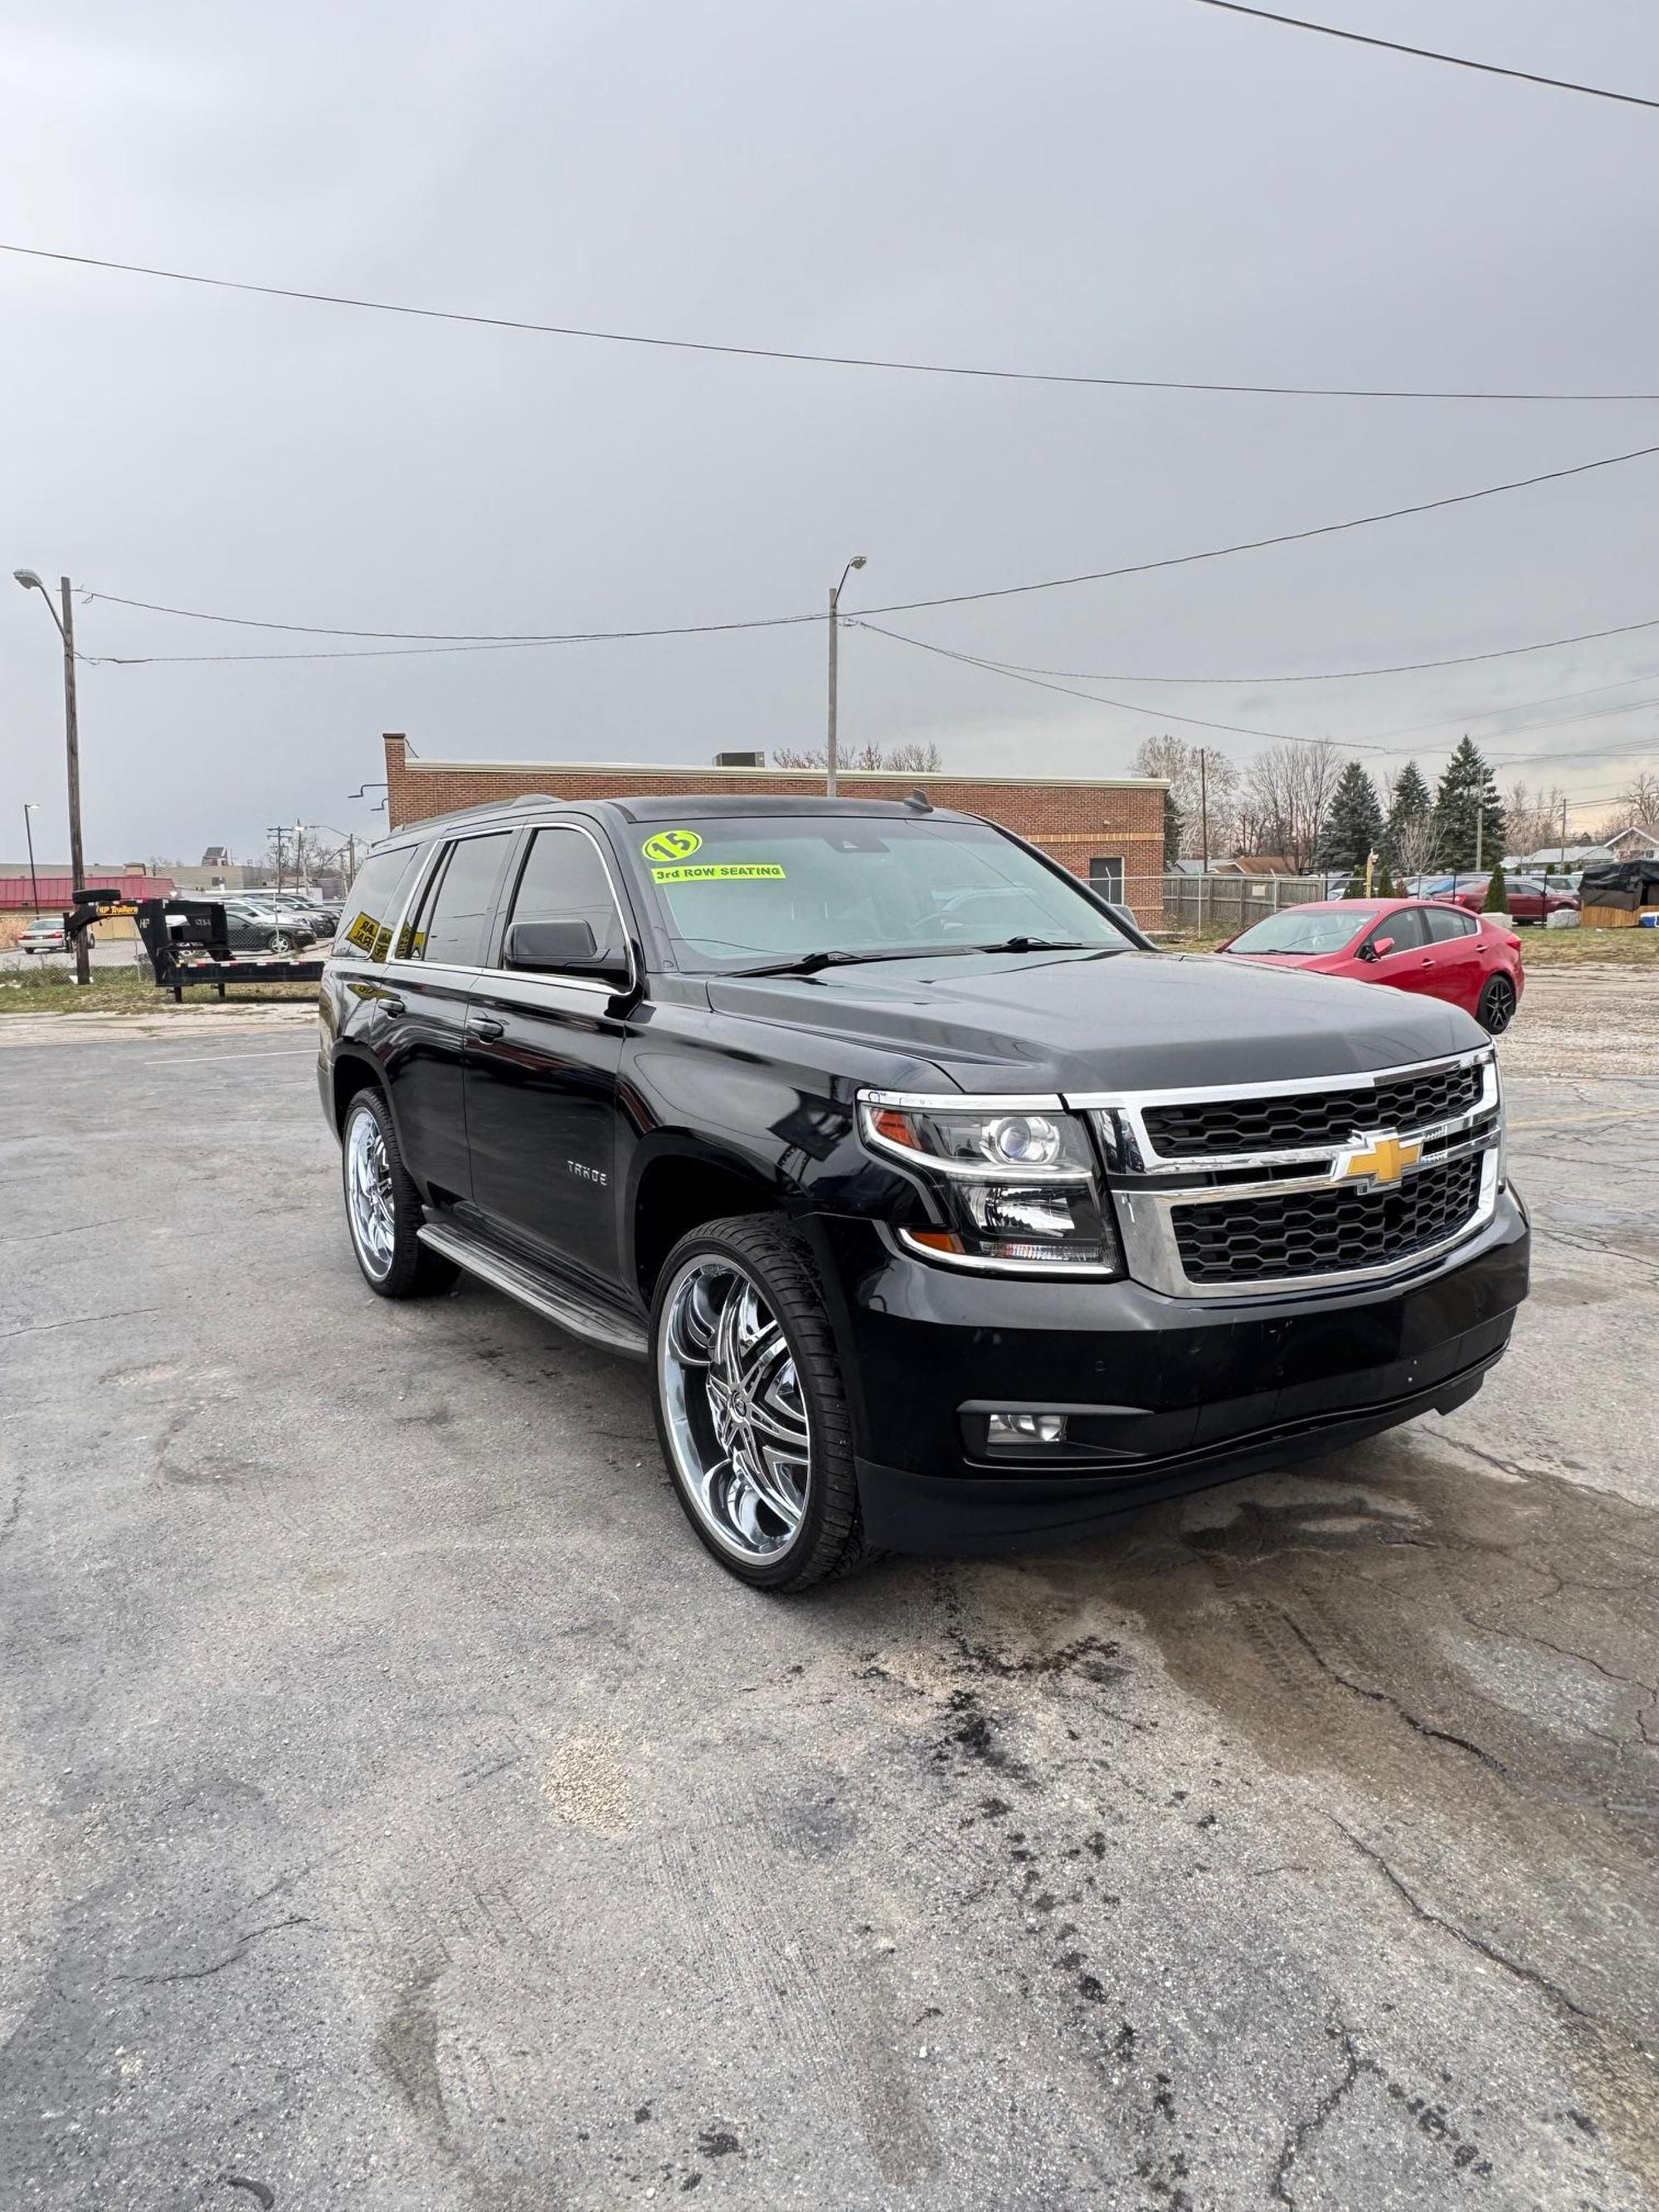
top-left (384, 792), bottom-right (564, 837)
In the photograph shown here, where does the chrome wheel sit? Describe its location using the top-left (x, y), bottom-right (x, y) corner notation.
top-left (345, 1106), bottom-right (396, 1279)
top-left (1481, 976), bottom-right (1517, 1034)
top-left (659, 1257), bottom-right (812, 1562)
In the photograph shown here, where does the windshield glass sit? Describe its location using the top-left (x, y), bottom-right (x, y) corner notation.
top-left (1228, 907), bottom-right (1378, 955)
top-left (620, 814), bottom-right (1132, 972)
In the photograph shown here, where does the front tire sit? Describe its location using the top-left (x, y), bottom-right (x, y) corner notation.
top-left (1478, 975), bottom-right (1518, 1034)
top-left (267, 931), bottom-right (295, 954)
top-left (340, 1088), bottom-right (458, 1299)
top-left (649, 1215), bottom-right (877, 1591)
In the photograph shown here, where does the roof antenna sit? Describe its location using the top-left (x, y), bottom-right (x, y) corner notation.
top-left (902, 788), bottom-right (933, 812)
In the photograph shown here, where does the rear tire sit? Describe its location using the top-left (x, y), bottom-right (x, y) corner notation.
top-left (1478, 975), bottom-right (1518, 1034)
top-left (340, 1087), bottom-right (458, 1299)
top-left (649, 1214), bottom-right (879, 1592)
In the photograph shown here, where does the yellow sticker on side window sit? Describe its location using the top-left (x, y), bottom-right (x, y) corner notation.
top-left (650, 863), bottom-right (786, 884)
top-left (641, 829), bottom-right (703, 864)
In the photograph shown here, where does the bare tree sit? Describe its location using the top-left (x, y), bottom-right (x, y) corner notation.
top-left (771, 740), bottom-right (942, 772)
top-left (1243, 740), bottom-right (1340, 871)
top-left (1131, 736), bottom-right (1241, 858)
top-left (1502, 778), bottom-right (1572, 858)
top-left (1597, 769), bottom-right (1659, 835)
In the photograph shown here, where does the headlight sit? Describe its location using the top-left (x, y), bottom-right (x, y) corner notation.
top-left (859, 1094), bottom-right (1124, 1275)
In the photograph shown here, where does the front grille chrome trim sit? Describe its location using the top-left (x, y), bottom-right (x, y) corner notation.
top-left (1073, 1048), bottom-right (1496, 1179)
top-left (1092, 1047), bottom-right (1502, 1299)
top-left (1113, 1151), bottom-right (1501, 1300)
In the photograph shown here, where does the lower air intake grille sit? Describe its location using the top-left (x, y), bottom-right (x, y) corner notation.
top-left (1172, 1153), bottom-right (1485, 1286)
top-left (1142, 1059), bottom-right (1486, 1160)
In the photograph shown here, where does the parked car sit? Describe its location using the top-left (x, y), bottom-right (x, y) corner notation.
top-left (316, 797), bottom-right (1528, 1590)
top-left (1418, 873), bottom-right (1577, 925)
top-left (218, 900), bottom-right (319, 955)
top-left (231, 891), bottom-right (337, 934)
top-left (17, 916), bottom-right (68, 955)
top-left (1220, 897), bottom-right (1523, 1033)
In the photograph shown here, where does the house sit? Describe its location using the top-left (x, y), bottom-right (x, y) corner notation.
top-left (1606, 824), bottom-right (1659, 860)
top-left (1511, 843), bottom-right (1613, 871)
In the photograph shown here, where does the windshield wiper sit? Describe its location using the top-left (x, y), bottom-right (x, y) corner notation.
top-left (966, 936), bottom-right (1092, 955)
top-left (731, 936), bottom-right (1099, 978)
top-left (731, 945), bottom-right (966, 977)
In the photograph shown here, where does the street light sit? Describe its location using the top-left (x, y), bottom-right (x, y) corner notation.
top-left (825, 554), bottom-right (867, 799)
top-left (13, 569), bottom-right (89, 984)
top-left (22, 803), bottom-right (40, 915)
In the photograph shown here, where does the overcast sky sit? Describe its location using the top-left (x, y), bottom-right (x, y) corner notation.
top-left (4, 0), bottom-right (1659, 864)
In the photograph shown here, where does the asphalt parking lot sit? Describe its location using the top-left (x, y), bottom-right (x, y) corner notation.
top-left (2, 971), bottom-right (1656, 2211)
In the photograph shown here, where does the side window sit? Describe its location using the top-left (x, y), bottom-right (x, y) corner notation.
top-left (333, 846), bottom-right (418, 963)
top-left (502, 827), bottom-right (629, 967)
top-left (1424, 906), bottom-right (1476, 943)
top-left (1368, 907), bottom-right (1429, 955)
top-left (401, 832), bottom-right (513, 967)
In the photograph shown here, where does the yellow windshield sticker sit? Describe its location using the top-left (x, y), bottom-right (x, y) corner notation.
top-left (642, 828), bottom-right (703, 864)
top-left (650, 862), bottom-right (786, 884)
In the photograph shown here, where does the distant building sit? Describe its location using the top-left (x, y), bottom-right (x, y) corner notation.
top-left (1606, 824), bottom-right (1659, 860)
top-left (380, 733), bottom-right (1170, 926)
top-left (1511, 843), bottom-right (1614, 870)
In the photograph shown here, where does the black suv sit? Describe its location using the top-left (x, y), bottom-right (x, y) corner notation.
top-left (318, 793), bottom-right (1528, 1590)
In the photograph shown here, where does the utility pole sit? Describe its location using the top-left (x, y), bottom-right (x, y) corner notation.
top-left (12, 571), bottom-right (90, 984)
top-left (1560, 793), bottom-right (1569, 863)
top-left (1199, 748), bottom-right (1210, 871)
top-left (268, 825), bottom-right (286, 906)
top-left (22, 802), bottom-right (40, 914)
top-left (825, 553), bottom-right (866, 798)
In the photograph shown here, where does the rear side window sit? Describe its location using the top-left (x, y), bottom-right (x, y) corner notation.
top-left (401, 833), bottom-right (513, 966)
top-left (503, 827), bottom-right (630, 966)
top-left (333, 846), bottom-right (418, 963)
top-left (1424, 906), bottom-right (1477, 942)
top-left (1369, 907), bottom-right (1430, 954)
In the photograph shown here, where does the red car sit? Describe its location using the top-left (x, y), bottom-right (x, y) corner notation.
top-left (1220, 897), bottom-right (1524, 1033)
top-left (1418, 873), bottom-right (1578, 925)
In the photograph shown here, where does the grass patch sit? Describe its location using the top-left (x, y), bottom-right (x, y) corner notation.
top-left (0, 964), bottom-right (320, 1016)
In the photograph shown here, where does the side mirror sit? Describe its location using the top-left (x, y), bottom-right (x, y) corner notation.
top-left (506, 918), bottom-right (631, 986)
top-left (1370, 935), bottom-right (1395, 960)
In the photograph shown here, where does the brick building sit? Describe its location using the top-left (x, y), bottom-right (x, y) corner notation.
top-left (382, 735), bottom-right (1166, 925)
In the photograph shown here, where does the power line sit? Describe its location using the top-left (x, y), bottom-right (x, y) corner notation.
top-left (78, 435), bottom-right (1659, 646)
top-left (1194, 2), bottom-right (1659, 114)
top-left (927, 611), bottom-right (1659, 686)
top-left (6, 238), bottom-right (1659, 404)
top-left (860, 619), bottom-right (1659, 772)
top-left (855, 622), bottom-right (1308, 745)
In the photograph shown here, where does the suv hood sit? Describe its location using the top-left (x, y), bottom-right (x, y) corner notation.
top-left (708, 948), bottom-right (1482, 1094)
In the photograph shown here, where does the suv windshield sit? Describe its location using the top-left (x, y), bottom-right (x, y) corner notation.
top-left (1228, 907), bottom-right (1378, 955)
top-left (620, 814), bottom-right (1131, 972)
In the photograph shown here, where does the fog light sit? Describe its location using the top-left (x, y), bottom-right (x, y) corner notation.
top-left (986, 1411), bottom-right (1068, 1448)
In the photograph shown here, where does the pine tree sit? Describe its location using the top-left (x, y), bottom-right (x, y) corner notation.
top-left (1315, 761), bottom-right (1384, 874)
top-left (1374, 857), bottom-right (1398, 897)
top-left (1432, 738), bottom-right (1506, 872)
top-left (1482, 861), bottom-right (1510, 912)
top-left (1162, 787), bottom-right (1184, 867)
top-left (1381, 761), bottom-right (1434, 882)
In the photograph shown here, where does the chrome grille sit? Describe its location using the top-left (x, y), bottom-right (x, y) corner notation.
top-left (1076, 1048), bottom-right (1502, 1298)
top-left (1172, 1153), bottom-right (1485, 1286)
top-left (1141, 1059), bottom-right (1484, 1161)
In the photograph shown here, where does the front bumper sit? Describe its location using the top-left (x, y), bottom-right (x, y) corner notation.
top-left (817, 1188), bottom-right (1529, 1554)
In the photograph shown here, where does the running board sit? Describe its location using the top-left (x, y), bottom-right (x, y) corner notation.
top-left (417, 1218), bottom-right (649, 1359)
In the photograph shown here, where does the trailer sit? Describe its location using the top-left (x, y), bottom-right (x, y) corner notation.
top-left (64, 891), bottom-right (327, 999)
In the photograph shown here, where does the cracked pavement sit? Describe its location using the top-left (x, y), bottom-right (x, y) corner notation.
top-left (1, 982), bottom-right (1656, 2210)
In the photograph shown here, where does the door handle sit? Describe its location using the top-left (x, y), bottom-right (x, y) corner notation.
top-left (469, 1016), bottom-right (506, 1041)
top-left (381, 995), bottom-right (406, 1017)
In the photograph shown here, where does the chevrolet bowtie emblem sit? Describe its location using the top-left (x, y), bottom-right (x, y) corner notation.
top-left (1335, 1132), bottom-right (1423, 1187)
